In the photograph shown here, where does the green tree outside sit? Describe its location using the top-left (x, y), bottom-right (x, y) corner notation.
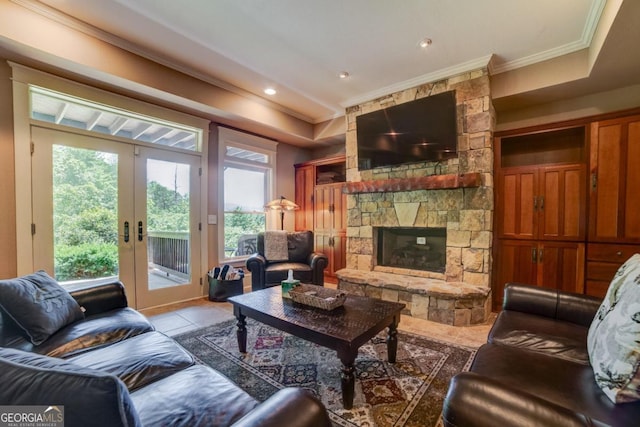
top-left (53, 146), bottom-right (190, 280)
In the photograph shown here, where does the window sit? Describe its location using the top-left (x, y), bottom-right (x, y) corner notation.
top-left (219, 128), bottom-right (277, 261)
top-left (30, 86), bottom-right (203, 151)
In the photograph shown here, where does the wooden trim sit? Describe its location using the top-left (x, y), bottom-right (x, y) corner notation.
top-left (294, 154), bottom-right (346, 168)
top-left (495, 106), bottom-right (640, 138)
top-left (343, 173), bottom-right (482, 194)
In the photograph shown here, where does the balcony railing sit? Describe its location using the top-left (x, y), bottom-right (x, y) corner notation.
top-left (147, 231), bottom-right (190, 279)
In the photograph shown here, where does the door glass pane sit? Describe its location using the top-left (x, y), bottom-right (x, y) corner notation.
top-left (146, 159), bottom-right (191, 290)
top-left (52, 145), bottom-right (119, 282)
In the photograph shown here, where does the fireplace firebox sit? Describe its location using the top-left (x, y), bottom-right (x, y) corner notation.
top-left (376, 227), bottom-right (446, 273)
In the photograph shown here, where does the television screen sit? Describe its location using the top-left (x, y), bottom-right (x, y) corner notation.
top-left (356, 90), bottom-right (457, 170)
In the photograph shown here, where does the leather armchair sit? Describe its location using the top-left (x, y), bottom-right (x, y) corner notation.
top-left (246, 231), bottom-right (328, 291)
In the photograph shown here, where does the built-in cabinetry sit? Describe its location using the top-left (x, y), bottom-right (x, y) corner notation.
top-left (494, 126), bottom-right (587, 308)
top-left (494, 111), bottom-right (640, 307)
top-left (586, 114), bottom-right (640, 297)
top-left (294, 156), bottom-right (346, 283)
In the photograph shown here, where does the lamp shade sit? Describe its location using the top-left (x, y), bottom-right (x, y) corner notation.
top-left (265, 196), bottom-right (299, 230)
top-left (264, 196), bottom-right (299, 211)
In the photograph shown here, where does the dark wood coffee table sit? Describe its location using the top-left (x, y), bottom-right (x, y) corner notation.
top-left (228, 286), bottom-right (405, 409)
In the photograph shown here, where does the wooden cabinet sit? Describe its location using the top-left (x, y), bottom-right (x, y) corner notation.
top-left (495, 112), bottom-right (640, 305)
top-left (589, 115), bottom-right (640, 242)
top-left (498, 164), bottom-right (586, 241)
top-left (584, 114), bottom-right (640, 298)
top-left (494, 126), bottom-right (587, 309)
top-left (294, 156), bottom-right (346, 283)
top-left (495, 240), bottom-right (585, 307)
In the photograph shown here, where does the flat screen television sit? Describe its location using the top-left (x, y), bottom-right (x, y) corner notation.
top-left (356, 90), bottom-right (457, 170)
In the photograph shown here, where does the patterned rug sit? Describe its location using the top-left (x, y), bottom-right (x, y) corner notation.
top-left (175, 318), bottom-right (476, 427)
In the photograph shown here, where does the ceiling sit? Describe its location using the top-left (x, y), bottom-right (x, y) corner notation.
top-left (3, 0), bottom-right (637, 147)
top-left (31, 0), bottom-right (621, 121)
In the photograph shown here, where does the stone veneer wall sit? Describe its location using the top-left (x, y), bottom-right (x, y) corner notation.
top-left (344, 68), bottom-right (495, 288)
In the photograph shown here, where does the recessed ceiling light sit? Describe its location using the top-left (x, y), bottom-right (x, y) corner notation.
top-left (339, 71), bottom-right (350, 79)
top-left (264, 88), bottom-right (276, 95)
top-left (418, 38), bottom-right (432, 48)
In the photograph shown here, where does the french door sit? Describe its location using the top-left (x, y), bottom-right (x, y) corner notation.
top-left (31, 126), bottom-right (202, 309)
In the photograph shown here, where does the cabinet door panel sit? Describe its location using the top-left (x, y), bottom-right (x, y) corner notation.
top-left (563, 168), bottom-right (583, 238)
top-left (502, 174), bottom-right (517, 236)
top-left (494, 240), bottom-right (537, 308)
top-left (295, 166), bottom-right (314, 231)
top-left (499, 169), bottom-right (536, 239)
top-left (625, 121), bottom-right (640, 238)
top-left (539, 165), bottom-right (585, 240)
top-left (332, 233), bottom-right (346, 275)
top-left (314, 233), bottom-right (332, 273)
top-left (593, 123), bottom-right (622, 239)
top-left (539, 242), bottom-right (584, 294)
top-left (331, 186), bottom-right (347, 231)
top-left (541, 170), bottom-right (559, 237)
top-left (590, 116), bottom-right (640, 242)
top-left (519, 173), bottom-right (536, 238)
top-left (313, 187), bottom-right (331, 231)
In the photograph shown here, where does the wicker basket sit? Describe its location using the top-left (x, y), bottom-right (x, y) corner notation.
top-left (289, 284), bottom-right (347, 311)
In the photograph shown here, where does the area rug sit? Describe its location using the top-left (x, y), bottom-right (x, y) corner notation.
top-left (175, 318), bottom-right (476, 427)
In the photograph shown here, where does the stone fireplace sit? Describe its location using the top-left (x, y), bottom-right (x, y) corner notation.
top-left (337, 67), bottom-right (495, 326)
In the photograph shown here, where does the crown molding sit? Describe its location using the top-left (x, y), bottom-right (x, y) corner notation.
top-left (491, 0), bottom-right (606, 74)
top-left (340, 55), bottom-right (494, 108)
top-left (10, 0), bottom-right (317, 124)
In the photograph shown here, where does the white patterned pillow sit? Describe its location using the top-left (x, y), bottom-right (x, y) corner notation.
top-left (587, 253), bottom-right (640, 403)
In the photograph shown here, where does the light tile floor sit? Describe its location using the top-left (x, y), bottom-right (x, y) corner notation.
top-left (142, 288), bottom-right (496, 348)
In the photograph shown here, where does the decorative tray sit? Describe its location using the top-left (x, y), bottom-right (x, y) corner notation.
top-left (289, 284), bottom-right (347, 311)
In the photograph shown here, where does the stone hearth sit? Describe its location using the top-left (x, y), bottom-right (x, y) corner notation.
top-left (337, 269), bottom-right (491, 326)
top-left (337, 67), bottom-right (495, 326)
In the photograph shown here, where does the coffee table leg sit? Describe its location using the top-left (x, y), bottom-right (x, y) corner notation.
top-left (339, 351), bottom-right (357, 410)
top-left (236, 312), bottom-right (247, 353)
top-left (387, 315), bottom-right (399, 363)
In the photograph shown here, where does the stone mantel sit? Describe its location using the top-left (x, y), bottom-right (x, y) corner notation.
top-left (343, 173), bottom-right (482, 194)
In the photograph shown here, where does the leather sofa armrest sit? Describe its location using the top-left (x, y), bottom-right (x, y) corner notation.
top-left (443, 372), bottom-right (610, 427)
top-left (308, 252), bottom-right (328, 286)
top-left (308, 251), bottom-right (328, 267)
top-left (232, 388), bottom-right (331, 427)
top-left (556, 291), bottom-right (602, 327)
top-left (67, 280), bottom-right (128, 316)
top-left (246, 253), bottom-right (267, 291)
top-left (503, 283), bottom-right (601, 326)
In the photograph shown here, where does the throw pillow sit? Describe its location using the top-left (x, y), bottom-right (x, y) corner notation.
top-left (0, 347), bottom-right (141, 427)
top-left (587, 253), bottom-right (640, 403)
top-left (264, 230), bottom-right (289, 261)
top-left (0, 271), bottom-right (84, 345)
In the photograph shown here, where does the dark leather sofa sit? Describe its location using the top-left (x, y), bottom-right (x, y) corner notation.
top-left (443, 283), bottom-right (640, 427)
top-left (246, 231), bottom-right (328, 291)
top-left (0, 280), bottom-right (331, 427)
